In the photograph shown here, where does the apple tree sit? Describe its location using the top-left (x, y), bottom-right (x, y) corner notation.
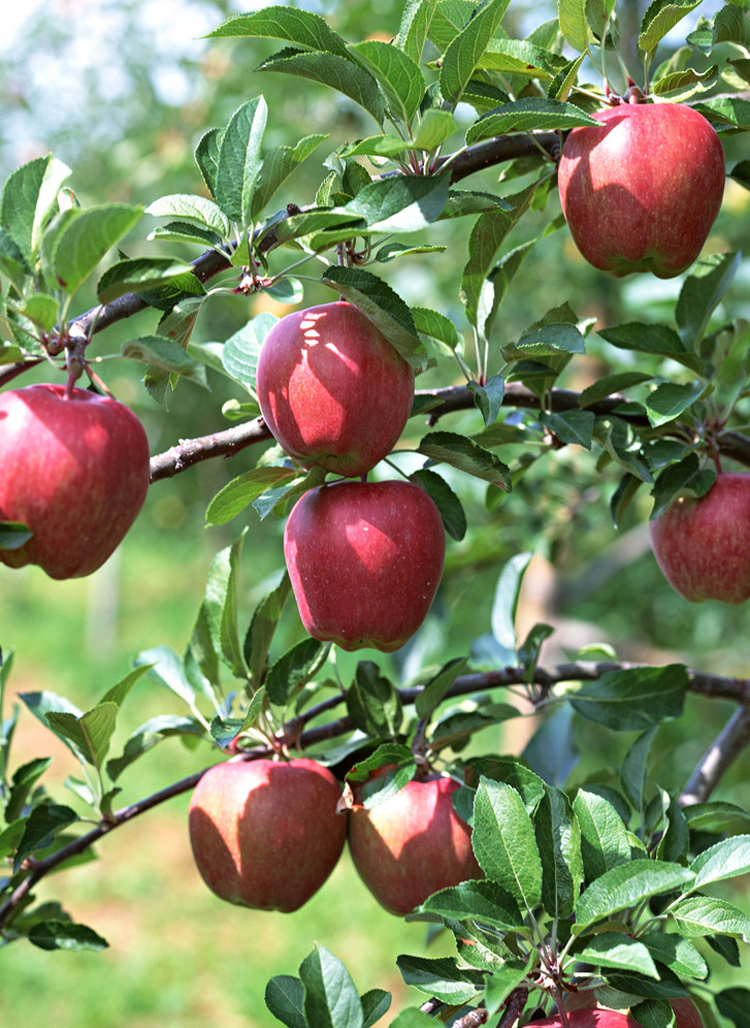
top-left (2, 0), bottom-right (750, 1025)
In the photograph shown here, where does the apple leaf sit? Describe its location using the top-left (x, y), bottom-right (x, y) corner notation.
top-left (251, 466), bottom-right (327, 520)
top-left (490, 551), bottom-right (534, 661)
top-left (343, 173), bottom-right (453, 235)
top-left (597, 322), bottom-right (705, 374)
top-left (397, 0), bottom-right (440, 65)
top-left (135, 645), bottom-right (197, 709)
top-left (221, 312), bottom-right (278, 390)
top-left (650, 454), bottom-right (715, 520)
top-left (579, 370), bottom-right (654, 408)
top-left (97, 257), bottom-right (195, 305)
top-left (671, 894), bottom-right (750, 942)
top-left (418, 879), bottom-right (525, 931)
top-left (45, 703), bottom-right (118, 773)
top-left (411, 305), bottom-right (461, 352)
top-left (243, 572), bottom-right (292, 691)
top-left (205, 466), bottom-right (299, 527)
top-left (439, 0), bottom-right (511, 105)
top-left (629, 999), bottom-right (677, 1028)
top-left (675, 251), bottom-right (742, 348)
top-left (570, 664), bottom-right (688, 730)
top-left (716, 987), bottom-right (750, 1028)
top-left (606, 966), bottom-right (690, 1000)
top-left (346, 661), bottom-right (402, 741)
top-left (265, 638), bottom-right (330, 706)
top-left (0, 521), bottom-right (32, 550)
top-left (409, 468), bottom-right (467, 541)
top-left (465, 755), bottom-right (546, 814)
top-left (684, 801), bottom-right (750, 834)
top-left (573, 788), bottom-right (633, 881)
top-left (620, 726), bottom-right (659, 813)
top-left (638, 0), bottom-right (704, 59)
top-left (265, 975), bottom-right (307, 1028)
top-left (574, 859), bottom-right (696, 931)
top-left (396, 954), bottom-right (487, 1004)
top-left (5, 757), bottom-right (53, 823)
top-left (0, 153), bottom-right (70, 264)
top-left (417, 430), bottom-right (511, 488)
top-left (346, 743), bottom-right (414, 784)
top-left (645, 381), bottom-right (705, 428)
top-left (49, 202), bottom-right (143, 296)
top-left (535, 785), bottom-right (584, 920)
top-left (415, 656), bottom-right (470, 719)
top-left (470, 374), bottom-right (505, 427)
top-left (361, 991), bottom-right (391, 1028)
top-left (696, 96), bottom-right (750, 128)
top-left (120, 335), bottom-right (208, 385)
top-left (214, 97), bottom-right (268, 228)
top-left (256, 49), bottom-right (385, 127)
top-left (300, 943), bottom-right (364, 1028)
top-left (14, 803), bottom-right (78, 871)
top-left (252, 133), bottom-right (328, 220)
top-left (27, 919), bottom-right (109, 953)
top-left (106, 715), bottom-right (206, 781)
top-left (145, 193), bottom-right (231, 236)
top-left (690, 835), bottom-right (750, 889)
top-left (348, 40), bottom-right (426, 124)
top-left (466, 97), bottom-right (597, 144)
top-left (207, 6), bottom-right (351, 57)
top-left (558, 0), bottom-right (594, 51)
top-left (641, 934), bottom-right (708, 980)
top-left (573, 932), bottom-right (660, 978)
top-left (472, 777), bottom-right (543, 911)
top-left (540, 409), bottom-right (595, 448)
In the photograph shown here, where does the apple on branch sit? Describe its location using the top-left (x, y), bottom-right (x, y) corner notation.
top-left (283, 478), bottom-right (446, 652)
top-left (0, 383), bottom-right (150, 580)
top-left (649, 472), bottom-right (750, 604)
top-left (347, 767), bottom-right (482, 916)
top-left (256, 300), bottom-right (415, 478)
top-left (188, 756), bottom-right (347, 913)
top-left (557, 98), bottom-right (725, 278)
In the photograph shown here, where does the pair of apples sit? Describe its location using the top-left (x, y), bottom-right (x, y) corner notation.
top-left (188, 755), bottom-right (479, 917)
top-left (256, 300), bottom-right (445, 652)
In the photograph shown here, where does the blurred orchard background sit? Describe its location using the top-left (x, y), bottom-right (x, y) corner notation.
top-left (1, 0), bottom-right (750, 1025)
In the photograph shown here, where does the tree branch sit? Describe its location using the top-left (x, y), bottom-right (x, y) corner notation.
top-left (680, 702), bottom-right (750, 807)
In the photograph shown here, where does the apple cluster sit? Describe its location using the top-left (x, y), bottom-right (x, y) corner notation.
top-left (256, 300), bottom-right (446, 652)
top-left (0, 383), bottom-right (150, 579)
top-left (188, 756), bottom-right (482, 917)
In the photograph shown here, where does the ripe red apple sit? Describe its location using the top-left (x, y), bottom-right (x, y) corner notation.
top-left (542, 997), bottom-right (703, 1028)
top-left (188, 756), bottom-right (347, 912)
top-left (528, 1010), bottom-right (641, 1028)
top-left (558, 99), bottom-right (724, 278)
top-left (255, 301), bottom-right (415, 477)
top-left (283, 478), bottom-right (445, 652)
top-left (649, 472), bottom-right (750, 604)
top-left (347, 770), bottom-right (482, 916)
top-left (0, 383), bottom-right (150, 579)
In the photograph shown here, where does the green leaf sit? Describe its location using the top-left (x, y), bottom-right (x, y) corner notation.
top-left (645, 381), bottom-right (705, 428)
top-left (215, 97), bottom-right (268, 227)
top-left (17, 292), bottom-right (59, 331)
top-left (690, 835), bottom-right (750, 889)
top-left (694, 96), bottom-right (750, 128)
top-left (0, 522), bottom-right (33, 550)
top-left (120, 335), bottom-right (207, 386)
top-left (485, 957), bottom-right (535, 1015)
top-left (207, 6), bottom-right (351, 58)
top-left (348, 40), bottom-right (426, 123)
top-left (417, 430), bottom-right (511, 488)
top-left (597, 322), bottom-right (704, 374)
top-left (15, 803), bottom-right (78, 870)
top-left (97, 257), bottom-right (195, 305)
top-left (396, 954), bottom-right (486, 1004)
top-left (252, 134), bottom-right (327, 219)
top-left (535, 786), bottom-right (584, 919)
top-left (467, 97), bottom-right (596, 143)
top-left (361, 989), bottom-right (391, 1028)
top-left (641, 934), bottom-right (708, 980)
top-left (1, 153), bottom-right (71, 263)
top-left (490, 551), bottom-right (534, 660)
top-left (472, 777), bottom-right (543, 910)
top-left (575, 859), bottom-right (695, 930)
top-left (205, 466), bottom-right (299, 527)
top-left (558, 0), bottom-right (593, 51)
top-left (620, 726), bottom-right (659, 813)
top-left (650, 454), bottom-right (714, 520)
top-left (418, 879), bottom-right (525, 929)
top-left (265, 638), bottom-right (331, 706)
top-left (205, 535), bottom-right (247, 678)
top-left (411, 305), bottom-right (462, 351)
top-left (397, 0), bottom-right (440, 64)
top-left (411, 108), bottom-right (458, 149)
top-left (51, 203), bottom-right (143, 296)
top-left (299, 944), bottom-right (364, 1028)
top-left (570, 664), bottom-right (688, 731)
top-left (470, 374), bottom-right (505, 427)
top-left (106, 715), bottom-right (205, 780)
top-left (265, 975), bottom-right (307, 1028)
top-left (716, 988), bottom-right (750, 1028)
top-left (461, 182), bottom-right (537, 328)
top-left (347, 662), bottom-right (402, 740)
top-left (257, 50), bottom-right (385, 127)
top-left (45, 703), bottom-right (118, 772)
top-left (6, 757), bottom-right (53, 823)
top-left (573, 933), bottom-right (659, 978)
top-left (415, 657), bottom-right (470, 719)
top-left (573, 788), bottom-right (633, 880)
top-left (244, 573), bottom-right (292, 691)
top-left (27, 919), bottom-right (109, 952)
top-left (440, 0), bottom-right (512, 105)
top-left (540, 409), bottom-right (595, 448)
top-left (409, 469), bottom-right (466, 542)
top-left (504, 321), bottom-right (585, 359)
top-left (134, 645), bottom-right (195, 708)
top-left (344, 172), bottom-right (452, 234)
top-left (144, 193), bottom-right (231, 236)
top-left (320, 265), bottom-right (424, 366)
top-left (639, 0), bottom-right (704, 58)
top-left (671, 894), bottom-right (750, 943)
top-left (675, 252), bottom-right (742, 347)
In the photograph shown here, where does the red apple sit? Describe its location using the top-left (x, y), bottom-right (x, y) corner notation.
top-left (0, 383), bottom-right (150, 579)
top-left (347, 770), bottom-right (482, 916)
top-left (544, 997), bottom-right (703, 1028)
top-left (649, 472), bottom-right (750, 604)
top-left (283, 478), bottom-right (445, 652)
top-left (188, 756), bottom-right (347, 912)
top-left (528, 1010), bottom-right (641, 1028)
top-left (255, 301), bottom-right (415, 477)
top-left (558, 99), bottom-right (724, 278)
